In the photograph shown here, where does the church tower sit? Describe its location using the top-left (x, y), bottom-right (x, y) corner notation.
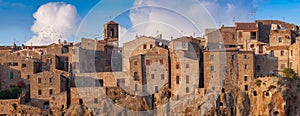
top-left (104, 21), bottom-right (119, 47)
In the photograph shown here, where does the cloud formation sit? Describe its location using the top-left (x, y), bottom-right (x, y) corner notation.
top-left (26, 2), bottom-right (79, 45)
top-left (119, 0), bottom-right (264, 45)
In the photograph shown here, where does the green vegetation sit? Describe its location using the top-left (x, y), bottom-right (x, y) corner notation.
top-left (268, 85), bottom-right (276, 90)
top-left (0, 87), bottom-right (22, 99)
top-left (283, 68), bottom-right (298, 80)
top-left (255, 80), bottom-right (262, 87)
top-left (12, 103), bottom-right (17, 110)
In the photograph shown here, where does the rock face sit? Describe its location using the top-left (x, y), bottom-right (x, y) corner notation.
top-left (183, 77), bottom-right (300, 116)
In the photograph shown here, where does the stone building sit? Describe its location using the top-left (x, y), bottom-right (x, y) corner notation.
top-left (169, 36), bottom-right (204, 100)
top-left (203, 48), bottom-right (254, 93)
top-left (30, 71), bottom-right (67, 110)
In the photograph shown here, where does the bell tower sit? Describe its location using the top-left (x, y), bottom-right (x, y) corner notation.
top-left (104, 21), bottom-right (119, 39)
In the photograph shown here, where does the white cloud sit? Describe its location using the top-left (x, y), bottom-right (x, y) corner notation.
top-left (26, 2), bottom-right (79, 45)
top-left (121, 0), bottom-right (263, 44)
top-left (119, 0), bottom-right (217, 45)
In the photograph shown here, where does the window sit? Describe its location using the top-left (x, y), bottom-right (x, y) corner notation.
top-left (38, 89), bottom-right (42, 96)
top-left (150, 44), bottom-right (153, 48)
top-left (186, 75), bottom-right (189, 84)
top-left (176, 76), bottom-right (180, 84)
top-left (244, 76), bottom-right (248, 81)
top-left (211, 66), bottom-right (215, 71)
top-left (12, 62), bottom-right (18, 66)
top-left (134, 61), bottom-right (138, 66)
top-left (151, 74), bottom-right (155, 79)
top-left (143, 44), bottom-right (147, 49)
top-left (186, 64), bottom-right (189, 68)
top-left (27, 75), bottom-right (30, 79)
top-left (210, 55), bottom-right (214, 60)
top-left (245, 85), bottom-right (248, 91)
top-left (155, 86), bottom-right (158, 93)
top-left (160, 59), bottom-right (163, 64)
top-left (250, 44), bottom-right (254, 48)
top-left (94, 98), bottom-right (98, 104)
top-left (176, 64), bottom-right (180, 69)
top-left (280, 64), bottom-right (285, 69)
top-left (231, 54), bottom-right (235, 60)
top-left (134, 72), bottom-right (139, 81)
top-left (38, 78), bottom-right (42, 84)
top-left (146, 60), bottom-right (151, 65)
top-left (186, 87), bottom-right (189, 93)
top-left (49, 89), bottom-right (53, 95)
top-left (270, 50), bottom-right (274, 57)
top-left (256, 65), bottom-right (261, 71)
top-left (250, 32), bottom-right (256, 39)
top-left (281, 51), bottom-right (284, 56)
top-left (244, 64), bottom-right (248, 70)
top-left (291, 50), bottom-right (293, 56)
top-left (49, 78), bottom-right (53, 83)
top-left (238, 32), bottom-right (242, 38)
top-left (161, 74), bottom-right (165, 80)
top-left (244, 55), bottom-right (247, 59)
top-left (10, 72), bottom-right (14, 79)
top-left (278, 37), bottom-right (282, 43)
top-left (95, 79), bottom-right (103, 87)
top-left (22, 64), bottom-right (27, 68)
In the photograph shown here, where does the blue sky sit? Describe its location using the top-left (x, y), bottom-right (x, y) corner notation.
top-left (0, 0), bottom-right (300, 45)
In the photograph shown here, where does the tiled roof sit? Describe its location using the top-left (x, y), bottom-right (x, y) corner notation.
top-left (235, 23), bottom-right (257, 30)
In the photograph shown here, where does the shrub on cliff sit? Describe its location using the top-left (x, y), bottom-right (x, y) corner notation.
top-left (283, 68), bottom-right (298, 80)
top-left (256, 80), bottom-right (262, 87)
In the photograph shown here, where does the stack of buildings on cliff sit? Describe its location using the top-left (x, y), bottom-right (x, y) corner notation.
top-left (0, 20), bottom-right (299, 115)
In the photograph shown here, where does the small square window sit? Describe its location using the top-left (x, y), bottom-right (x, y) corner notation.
top-left (161, 74), bottom-right (165, 80)
top-left (186, 75), bottom-right (189, 84)
top-left (244, 64), bottom-right (248, 70)
top-left (22, 64), bottom-right (27, 68)
top-left (146, 60), bottom-right (151, 65)
top-left (151, 74), bottom-right (155, 79)
top-left (176, 64), bottom-right (180, 69)
top-left (143, 44), bottom-right (147, 49)
top-left (211, 66), bottom-right (215, 71)
top-left (38, 78), bottom-right (42, 84)
top-left (155, 86), bottom-right (158, 93)
top-left (160, 59), bottom-right (163, 64)
top-left (94, 98), bottom-right (98, 104)
top-left (244, 76), bottom-right (248, 81)
top-left (176, 76), bottom-right (180, 84)
top-left (150, 44), bottom-right (153, 48)
top-left (186, 87), bottom-right (189, 93)
top-left (49, 78), bottom-right (53, 83)
top-left (134, 61), bottom-right (138, 66)
top-left (49, 89), bottom-right (53, 95)
top-left (281, 51), bottom-right (284, 56)
top-left (38, 89), bottom-right (42, 96)
top-left (186, 64), bottom-right (189, 68)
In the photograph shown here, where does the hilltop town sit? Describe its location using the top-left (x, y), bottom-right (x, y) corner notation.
top-left (1, 20), bottom-right (300, 115)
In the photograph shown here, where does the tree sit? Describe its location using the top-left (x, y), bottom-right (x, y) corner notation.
top-left (283, 68), bottom-right (298, 80)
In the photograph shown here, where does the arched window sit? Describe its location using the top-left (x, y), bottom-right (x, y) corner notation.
top-left (109, 28), bottom-right (114, 37)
